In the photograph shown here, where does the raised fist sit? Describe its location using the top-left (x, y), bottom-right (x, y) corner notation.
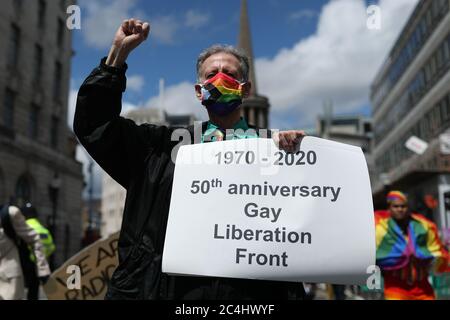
top-left (113, 18), bottom-right (150, 53)
top-left (106, 19), bottom-right (150, 67)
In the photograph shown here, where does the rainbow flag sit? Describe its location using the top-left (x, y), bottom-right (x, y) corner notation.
top-left (375, 210), bottom-right (450, 274)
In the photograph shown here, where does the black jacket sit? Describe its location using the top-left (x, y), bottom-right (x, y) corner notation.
top-left (74, 58), bottom-right (305, 300)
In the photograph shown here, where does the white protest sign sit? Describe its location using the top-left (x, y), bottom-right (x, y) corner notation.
top-left (440, 133), bottom-right (450, 155)
top-left (405, 136), bottom-right (428, 155)
top-left (162, 137), bottom-right (375, 285)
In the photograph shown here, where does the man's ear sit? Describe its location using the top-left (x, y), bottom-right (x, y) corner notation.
top-left (194, 84), bottom-right (202, 101)
top-left (242, 81), bottom-right (252, 98)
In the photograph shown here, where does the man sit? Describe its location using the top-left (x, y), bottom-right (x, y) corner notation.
top-left (74, 18), bottom-right (305, 299)
top-left (21, 203), bottom-right (55, 300)
top-left (0, 205), bottom-right (51, 300)
top-left (375, 191), bottom-right (450, 300)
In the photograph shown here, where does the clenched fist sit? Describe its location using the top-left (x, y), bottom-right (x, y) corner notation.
top-left (273, 130), bottom-right (306, 153)
top-left (106, 18), bottom-right (150, 67)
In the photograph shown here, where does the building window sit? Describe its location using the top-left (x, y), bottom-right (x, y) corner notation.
top-left (3, 89), bottom-right (15, 129)
top-left (0, 168), bottom-right (4, 204)
top-left (439, 99), bottom-right (447, 122)
top-left (430, 55), bottom-right (437, 79)
top-left (50, 116), bottom-right (59, 149)
top-left (436, 45), bottom-right (444, 70)
top-left (431, 0), bottom-right (440, 19)
top-left (447, 94), bottom-right (450, 118)
top-left (57, 18), bottom-right (65, 48)
top-left (33, 44), bottom-right (43, 84)
top-left (15, 174), bottom-right (32, 207)
top-left (13, 0), bottom-right (23, 15)
top-left (29, 104), bottom-right (40, 139)
top-left (8, 24), bottom-right (20, 70)
top-left (432, 106), bottom-right (441, 134)
top-left (38, 0), bottom-right (46, 30)
top-left (444, 36), bottom-right (450, 62)
top-left (371, 1), bottom-right (449, 111)
top-left (425, 7), bottom-right (432, 28)
top-left (53, 62), bottom-right (62, 101)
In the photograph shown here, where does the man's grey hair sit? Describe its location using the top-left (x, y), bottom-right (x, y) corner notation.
top-left (196, 44), bottom-right (250, 82)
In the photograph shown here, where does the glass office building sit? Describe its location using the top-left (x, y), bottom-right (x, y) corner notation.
top-left (370, 0), bottom-right (450, 231)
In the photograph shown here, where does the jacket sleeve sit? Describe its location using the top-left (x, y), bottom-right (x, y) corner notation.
top-left (73, 57), bottom-right (174, 189)
top-left (9, 206), bottom-right (50, 277)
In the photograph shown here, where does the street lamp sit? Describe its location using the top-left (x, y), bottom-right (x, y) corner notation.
top-left (48, 173), bottom-right (61, 268)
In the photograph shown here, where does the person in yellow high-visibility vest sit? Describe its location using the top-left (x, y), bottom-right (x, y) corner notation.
top-left (21, 203), bottom-right (55, 300)
top-left (26, 218), bottom-right (55, 260)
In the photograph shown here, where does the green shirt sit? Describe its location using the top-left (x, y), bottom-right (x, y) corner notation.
top-left (201, 118), bottom-right (259, 143)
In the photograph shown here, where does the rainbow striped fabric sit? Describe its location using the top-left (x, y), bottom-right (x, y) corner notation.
top-left (201, 72), bottom-right (243, 115)
top-left (375, 210), bottom-right (450, 274)
top-left (386, 190), bottom-right (407, 203)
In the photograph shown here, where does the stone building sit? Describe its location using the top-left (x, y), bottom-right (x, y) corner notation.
top-left (0, 0), bottom-right (83, 265)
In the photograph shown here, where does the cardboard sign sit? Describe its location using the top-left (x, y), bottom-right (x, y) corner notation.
top-left (162, 137), bottom-right (375, 285)
top-left (43, 232), bottom-right (119, 300)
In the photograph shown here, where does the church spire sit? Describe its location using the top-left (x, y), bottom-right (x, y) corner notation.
top-left (238, 0), bottom-right (258, 96)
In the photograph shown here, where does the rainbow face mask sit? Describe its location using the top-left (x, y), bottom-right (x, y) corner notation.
top-left (200, 72), bottom-right (245, 116)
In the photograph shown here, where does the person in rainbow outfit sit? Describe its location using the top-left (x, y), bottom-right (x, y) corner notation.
top-left (375, 191), bottom-right (450, 300)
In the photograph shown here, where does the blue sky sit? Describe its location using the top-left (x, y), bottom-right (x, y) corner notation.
top-left (71, 0), bottom-right (322, 93)
top-left (70, 0), bottom-right (329, 130)
top-left (69, 0), bottom-right (419, 197)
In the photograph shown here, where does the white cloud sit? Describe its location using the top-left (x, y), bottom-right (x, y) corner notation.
top-left (79, 0), bottom-right (178, 47)
top-left (256, 0), bottom-right (419, 128)
top-left (142, 10), bottom-right (212, 44)
top-left (121, 101), bottom-right (140, 115)
top-left (127, 75), bottom-right (145, 92)
top-left (77, 0), bottom-right (419, 131)
top-left (80, 0), bottom-right (146, 49)
top-left (79, 0), bottom-right (213, 48)
top-left (150, 15), bottom-right (179, 44)
top-left (67, 87), bottom-right (78, 128)
top-left (185, 10), bottom-right (211, 29)
top-left (145, 82), bottom-right (207, 120)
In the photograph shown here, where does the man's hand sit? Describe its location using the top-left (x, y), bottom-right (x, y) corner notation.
top-left (106, 19), bottom-right (150, 67)
top-left (273, 130), bottom-right (306, 153)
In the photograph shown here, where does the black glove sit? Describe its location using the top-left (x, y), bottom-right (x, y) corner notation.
top-left (39, 276), bottom-right (50, 285)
